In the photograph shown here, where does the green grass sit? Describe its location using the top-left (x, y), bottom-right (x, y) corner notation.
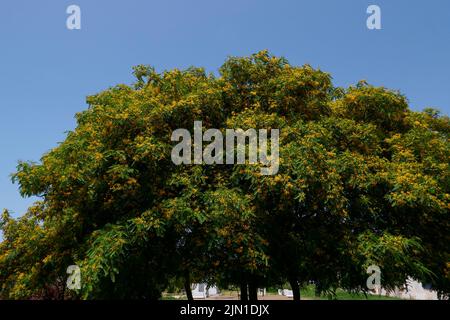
top-left (297, 285), bottom-right (401, 300)
top-left (266, 285), bottom-right (401, 300)
top-left (161, 285), bottom-right (402, 300)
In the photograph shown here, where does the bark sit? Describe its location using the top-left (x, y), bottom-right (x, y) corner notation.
top-left (184, 271), bottom-right (193, 301)
top-left (248, 281), bottom-right (258, 301)
top-left (240, 283), bottom-right (248, 301)
top-left (289, 278), bottom-right (301, 301)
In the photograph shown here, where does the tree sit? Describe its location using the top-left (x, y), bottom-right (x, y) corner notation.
top-left (1, 51), bottom-right (449, 300)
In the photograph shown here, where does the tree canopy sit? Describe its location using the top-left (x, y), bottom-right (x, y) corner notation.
top-left (1, 51), bottom-right (449, 300)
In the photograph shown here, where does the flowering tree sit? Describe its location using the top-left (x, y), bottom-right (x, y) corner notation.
top-left (1, 51), bottom-right (448, 300)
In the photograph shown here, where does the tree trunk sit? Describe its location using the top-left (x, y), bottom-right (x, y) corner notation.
top-left (240, 283), bottom-right (248, 301)
top-left (289, 278), bottom-right (301, 301)
top-left (248, 281), bottom-right (258, 301)
top-left (184, 271), bottom-right (193, 301)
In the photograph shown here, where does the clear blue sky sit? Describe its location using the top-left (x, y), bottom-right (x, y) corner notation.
top-left (1, 0), bottom-right (449, 218)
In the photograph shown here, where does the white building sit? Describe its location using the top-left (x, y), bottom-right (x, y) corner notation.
top-left (191, 283), bottom-right (220, 299)
top-left (374, 278), bottom-right (438, 300)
